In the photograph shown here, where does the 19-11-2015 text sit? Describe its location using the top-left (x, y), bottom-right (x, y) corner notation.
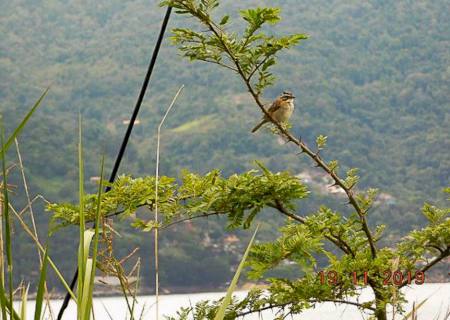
top-left (318, 270), bottom-right (425, 286)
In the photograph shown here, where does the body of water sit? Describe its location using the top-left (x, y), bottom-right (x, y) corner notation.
top-left (16, 283), bottom-right (450, 319)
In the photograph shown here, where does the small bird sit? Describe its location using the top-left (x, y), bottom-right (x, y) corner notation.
top-left (251, 91), bottom-right (296, 133)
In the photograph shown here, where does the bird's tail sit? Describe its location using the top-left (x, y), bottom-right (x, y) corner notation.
top-left (251, 120), bottom-right (267, 133)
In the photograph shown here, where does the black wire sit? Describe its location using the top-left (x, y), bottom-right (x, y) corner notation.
top-left (56, 6), bottom-right (173, 319)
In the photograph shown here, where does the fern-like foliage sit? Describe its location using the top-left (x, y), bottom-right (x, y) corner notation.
top-left (160, 0), bottom-right (307, 95)
top-left (47, 164), bottom-right (308, 232)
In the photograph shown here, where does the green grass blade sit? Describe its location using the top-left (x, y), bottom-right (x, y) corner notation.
top-left (0, 130), bottom-right (7, 320)
top-left (86, 157), bottom-right (105, 320)
top-left (130, 261), bottom-right (141, 319)
top-left (0, 275), bottom-right (8, 319)
top-left (82, 231), bottom-right (94, 265)
top-left (34, 246), bottom-right (49, 320)
top-left (10, 204), bottom-right (77, 301)
top-left (0, 288), bottom-right (20, 320)
top-left (81, 258), bottom-right (93, 320)
top-left (115, 264), bottom-right (134, 317)
top-left (0, 271), bottom-right (20, 320)
top-left (47, 255), bottom-right (77, 301)
top-left (0, 254), bottom-right (19, 319)
top-left (20, 284), bottom-right (29, 320)
top-left (77, 113), bottom-right (85, 318)
top-left (214, 224), bottom-right (260, 320)
top-left (402, 297), bottom-right (430, 320)
top-left (0, 88), bottom-right (48, 155)
top-left (1, 122), bottom-right (14, 320)
top-left (78, 231), bottom-right (94, 320)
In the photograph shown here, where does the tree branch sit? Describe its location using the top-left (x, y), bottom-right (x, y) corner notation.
top-left (399, 246), bottom-right (450, 288)
top-left (196, 58), bottom-right (238, 72)
top-left (202, 19), bottom-right (377, 259)
top-left (425, 244), bottom-right (445, 255)
top-left (235, 298), bottom-right (375, 318)
top-left (161, 211), bottom-right (226, 230)
top-left (246, 56), bottom-right (270, 81)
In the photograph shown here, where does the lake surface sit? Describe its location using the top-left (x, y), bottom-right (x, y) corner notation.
top-left (17, 283), bottom-right (450, 319)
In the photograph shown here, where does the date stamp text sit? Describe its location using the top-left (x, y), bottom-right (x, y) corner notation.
top-left (318, 270), bottom-right (425, 286)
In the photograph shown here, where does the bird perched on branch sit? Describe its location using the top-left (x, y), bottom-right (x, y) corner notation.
top-left (251, 91), bottom-right (295, 133)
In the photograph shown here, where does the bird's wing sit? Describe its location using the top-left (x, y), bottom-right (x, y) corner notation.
top-left (267, 99), bottom-right (282, 113)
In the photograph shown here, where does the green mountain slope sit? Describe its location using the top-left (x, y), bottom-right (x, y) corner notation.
top-left (1, 0), bottom-right (449, 290)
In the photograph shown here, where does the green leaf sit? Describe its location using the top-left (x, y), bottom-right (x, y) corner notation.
top-left (219, 15), bottom-right (229, 25)
top-left (77, 113), bottom-right (87, 318)
top-left (1, 121), bottom-right (14, 320)
top-left (240, 7), bottom-right (281, 27)
top-left (34, 246), bottom-right (49, 320)
top-left (85, 157), bottom-right (105, 320)
top-left (422, 203), bottom-right (448, 224)
top-left (214, 224), bottom-right (259, 320)
top-left (328, 160), bottom-right (339, 172)
top-left (80, 258), bottom-right (94, 319)
top-left (316, 135), bottom-right (328, 150)
top-left (132, 218), bottom-right (160, 232)
top-left (20, 284), bottom-right (29, 320)
top-left (0, 276), bottom-right (6, 320)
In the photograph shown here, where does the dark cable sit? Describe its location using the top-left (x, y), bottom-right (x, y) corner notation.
top-left (57, 6), bottom-right (172, 319)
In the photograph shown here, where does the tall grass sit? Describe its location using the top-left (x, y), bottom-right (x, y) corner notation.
top-left (1, 124), bottom-right (16, 320)
top-left (76, 116), bottom-right (104, 320)
top-left (0, 90), bottom-right (59, 319)
top-left (0, 92), bottom-right (104, 319)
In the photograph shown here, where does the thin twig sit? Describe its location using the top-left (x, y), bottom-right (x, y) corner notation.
top-left (161, 211), bottom-right (226, 230)
top-left (154, 84), bottom-right (184, 320)
top-left (15, 139), bottom-right (55, 319)
top-left (236, 298), bottom-right (376, 318)
top-left (9, 202), bottom-right (77, 301)
top-left (15, 139), bottom-right (39, 239)
top-left (17, 194), bottom-right (50, 216)
top-left (246, 56), bottom-right (270, 81)
top-left (196, 58), bottom-right (238, 72)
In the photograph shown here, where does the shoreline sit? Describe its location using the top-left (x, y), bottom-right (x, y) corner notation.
top-left (40, 280), bottom-right (450, 300)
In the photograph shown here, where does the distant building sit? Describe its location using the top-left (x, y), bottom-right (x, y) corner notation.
top-left (328, 185), bottom-right (346, 195)
top-left (122, 119), bottom-right (141, 125)
top-left (224, 234), bottom-right (239, 245)
top-left (297, 170), bottom-right (346, 196)
top-left (224, 234), bottom-right (240, 253)
top-left (376, 192), bottom-right (396, 205)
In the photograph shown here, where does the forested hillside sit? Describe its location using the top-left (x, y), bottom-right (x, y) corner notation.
top-left (1, 0), bottom-right (449, 291)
